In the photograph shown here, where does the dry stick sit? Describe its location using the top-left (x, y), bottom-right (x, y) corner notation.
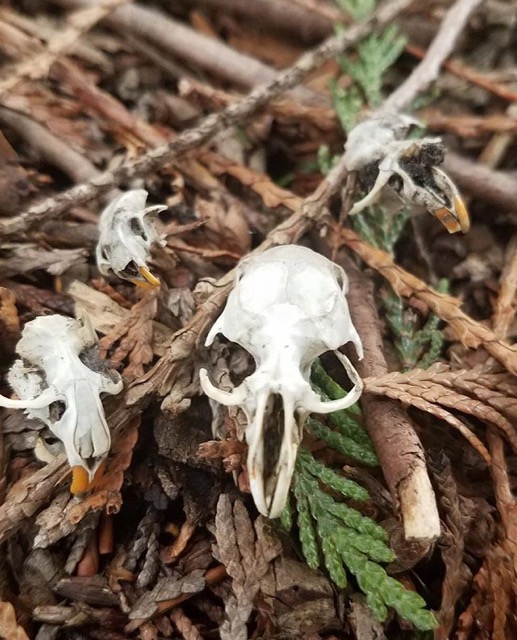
top-left (0, 0), bottom-right (414, 237)
top-left (181, 0), bottom-right (335, 44)
top-left (0, 106), bottom-right (100, 184)
top-left (127, 157), bottom-right (349, 405)
top-left (0, 455), bottom-right (68, 545)
top-left (0, 0), bottom-right (129, 99)
top-left (337, 253), bottom-right (440, 543)
top-left (444, 151), bottom-right (517, 215)
top-left (406, 43), bottom-right (517, 104)
top-left (380, 0), bottom-right (484, 113)
top-left (51, 0), bottom-right (317, 101)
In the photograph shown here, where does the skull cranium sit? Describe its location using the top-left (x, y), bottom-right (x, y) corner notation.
top-left (200, 245), bottom-right (364, 518)
top-left (344, 114), bottom-right (470, 233)
top-left (0, 314), bottom-right (123, 492)
top-left (96, 189), bottom-right (167, 288)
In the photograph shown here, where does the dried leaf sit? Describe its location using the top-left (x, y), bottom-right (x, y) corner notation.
top-left (363, 364), bottom-right (517, 462)
top-left (0, 601), bottom-right (30, 640)
top-left (213, 495), bottom-right (282, 640)
top-left (98, 292), bottom-right (158, 379)
top-left (196, 194), bottom-right (251, 255)
top-left (129, 570), bottom-right (206, 621)
top-left (340, 227), bottom-right (517, 376)
top-left (70, 281), bottom-right (173, 357)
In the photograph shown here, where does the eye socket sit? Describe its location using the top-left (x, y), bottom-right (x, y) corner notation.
top-left (49, 400), bottom-right (66, 423)
top-left (129, 217), bottom-right (147, 241)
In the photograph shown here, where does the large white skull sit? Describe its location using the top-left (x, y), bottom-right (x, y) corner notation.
top-left (200, 245), bottom-right (364, 518)
top-left (96, 189), bottom-right (167, 288)
top-left (0, 314), bottom-right (123, 491)
top-left (344, 114), bottom-right (470, 233)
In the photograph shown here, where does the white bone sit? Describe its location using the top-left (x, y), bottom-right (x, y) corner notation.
top-left (0, 314), bottom-right (123, 479)
top-left (96, 189), bottom-right (167, 287)
top-left (344, 114), bottom-right (469, 232)
top-left (200, 245), bottom-right (364, 518)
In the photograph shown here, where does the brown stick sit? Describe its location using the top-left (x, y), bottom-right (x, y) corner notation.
top-left (337, 253), bottom-right (440, 544)
top-left (0, 455), bottom-right (68, 545)
top-left (51, 0), bottom-right (315, 100)
top-left (380, 0), bottom-right (484, 113)
top-left (0, 106), bottom-right (100, 184)
top-left (181, 0), bottom-right (335, 44)
top-left (444, 151), bottom-right (517, 215)
top-left (406, 42), bottom-right (517, 103)
top-left (0, 0), bottom-right (414, 236)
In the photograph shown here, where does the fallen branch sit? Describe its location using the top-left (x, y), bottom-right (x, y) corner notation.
top-left (0, 455), bottom-right (68, 545)
top-left (0, 0), bottom-right (128, 99)
top-left (337, 252), bottom-right (440, 544)
top-left (0, 0), bottom-right (414, 236)
top-left (381, 0), bottom-right (483, 113)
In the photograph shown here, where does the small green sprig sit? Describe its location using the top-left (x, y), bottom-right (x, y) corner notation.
top-left (384, 279), bottom-right (449, 371)
top-left (339, 26), bottom-right (406, 108)
top-left (291, 452), bottom-right (437, 630)
top-left (335, 0), bottom-right (376, 21)
top-left (350, 205), bottom-right (410, 254)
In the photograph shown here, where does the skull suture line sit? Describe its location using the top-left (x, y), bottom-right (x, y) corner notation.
top-left (96, 189), bottom-right (167, 288)
top-left (200, 245), bottom-right (364, 518)
top-left (344, 114), bottom-right (470, 234)
top-left (0, 314), bottom-right (123, 493)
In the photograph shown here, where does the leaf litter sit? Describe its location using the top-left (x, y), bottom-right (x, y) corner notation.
top-left (0, 0), bottom-right (516, 638)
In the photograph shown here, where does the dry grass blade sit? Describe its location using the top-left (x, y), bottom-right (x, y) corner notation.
top-left (340, 227), bottom-right (517, 375)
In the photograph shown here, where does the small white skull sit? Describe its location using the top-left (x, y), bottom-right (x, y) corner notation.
top-left (96, 189), bottom-right (167, 288)
top-left (344, 114), bottom-right (470, 233)
top-left (0, 314), bottom-right (123, 492)
top-left (200, 245), bottom-right (364, 518)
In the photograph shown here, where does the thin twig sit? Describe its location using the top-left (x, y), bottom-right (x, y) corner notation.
top-left (380, 0), bottom-right (484, 113)
top-left (444, 151), bottom-right (517, 215)
top-left (406, 42), bottom-right (517, 103)
top-left (0, 106), bottom-right (100, 183)
top-left (181, 0), bottom-right (335, 44)
top-left (0, 0), bottom-right (129, 99)
top-left (0, 0), bottom-right (414, 237)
